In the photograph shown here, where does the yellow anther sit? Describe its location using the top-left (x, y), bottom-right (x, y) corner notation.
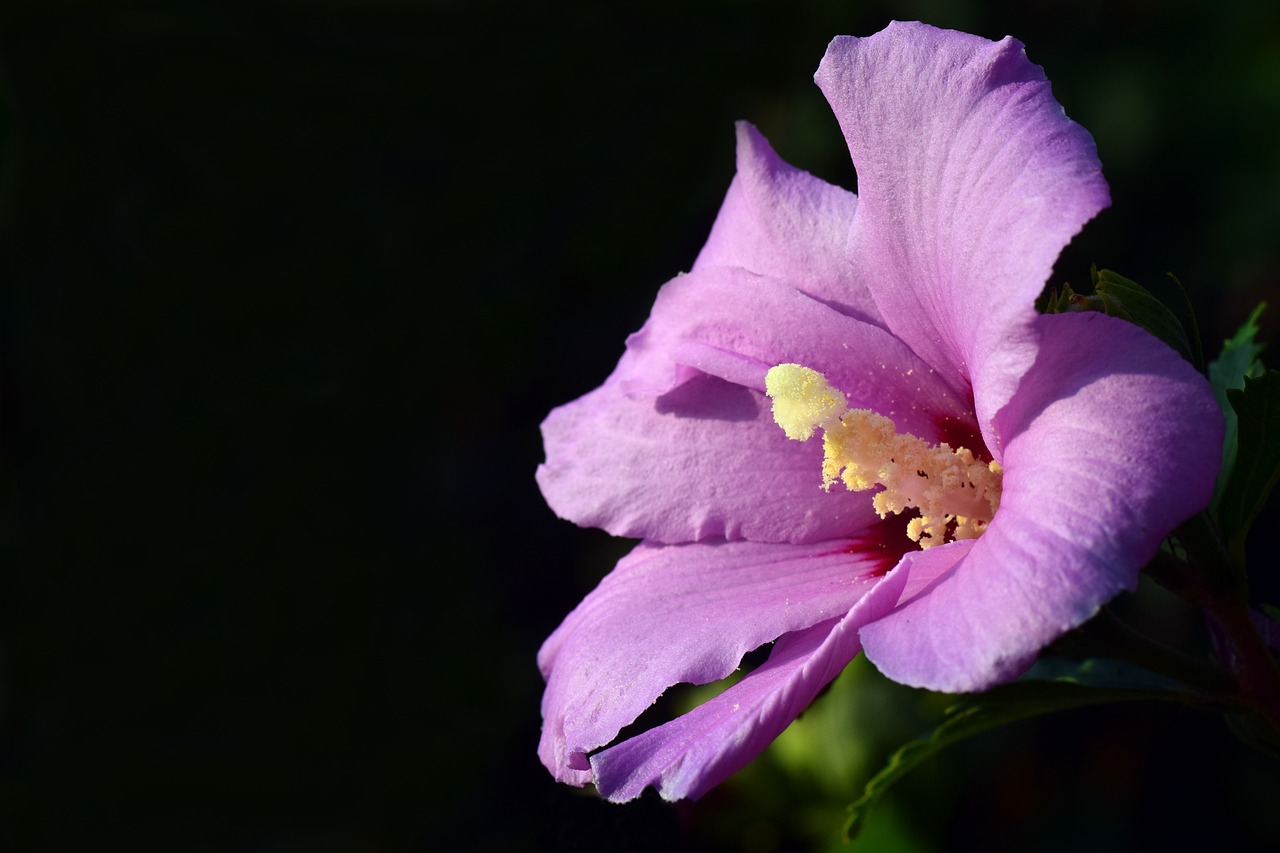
top-left (763, 364), bottom-right (848, 440)
top-left (764, 364), bottom-right (1002, 549)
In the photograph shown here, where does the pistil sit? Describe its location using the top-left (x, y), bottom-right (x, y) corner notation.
top-left (765, 364), bottom-right (1002, 548)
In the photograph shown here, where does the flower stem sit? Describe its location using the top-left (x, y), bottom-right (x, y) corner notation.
top-left (1151, 513), bottom-right (1280, 737)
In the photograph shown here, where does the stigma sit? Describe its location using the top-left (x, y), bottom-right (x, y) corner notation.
top-left (764, 364), bottom-right (1002, 549)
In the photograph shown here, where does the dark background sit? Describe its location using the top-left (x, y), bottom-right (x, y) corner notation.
top-left (4, 1), bottom-right (1279, 850)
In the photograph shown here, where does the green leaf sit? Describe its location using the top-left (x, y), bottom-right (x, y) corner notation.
top-left (1038, 282), bottom-right (1079, 314)
top-left (1040, 269), bottom-right (1202, 366)
top-left (1164, 272), bottom-right (1205, 371)
top-left (1209, 303), bottom-right (1267, 403)
top-left (1218, 370), bottom-right (1280, 550)
top-left (1020, 655), bottom-right (1188, 692)
top-left (1091, 268), bottom-right (1201, 367)
top-left (1209, 303), bottom-right (1267, 511)
top-left (843, 661), bottom-right (1182, 843)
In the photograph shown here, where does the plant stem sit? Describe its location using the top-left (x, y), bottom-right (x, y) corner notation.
top-left (1151, 513), bottom-right (1280, 735)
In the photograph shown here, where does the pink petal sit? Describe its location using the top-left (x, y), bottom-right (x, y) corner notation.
top-left (693, 122), bottom-right (881, 326)
top-left (861, 313), bottom-right (1222, 692)
top-left (816, 22), bottom-right (1110, 427)
top-left (588, 560), bottom-right (910, 801)
top-left (537, 534), bottom-right (904, 787)
top-left (537, 262), bottom-right (984, 546)
top-left (617, 265), bottom-right (975, 443)
top-left (537, 370), bottom-right (880, 544)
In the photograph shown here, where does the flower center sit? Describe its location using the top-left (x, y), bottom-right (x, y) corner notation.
top-left (764, 364), bottom-right (1002, 549)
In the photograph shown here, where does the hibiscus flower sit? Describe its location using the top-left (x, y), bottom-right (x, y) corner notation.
top-left (535, 21), bottom-right (1222, 802)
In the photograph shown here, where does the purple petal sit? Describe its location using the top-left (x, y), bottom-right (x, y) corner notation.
top-left (861, 313), bottom-right (1223, 692)
top-left (537, 534), bottom-right (904, 787)
top-left (816, 22), bottom-right (1110, 414)
top-left (537, 263), bottom-right (983, 546)
top-left (588, 561), bottom-right (910, 801)
top-left (617, 266), bottom-right (974, 442)
top-left (537, 369), bottom-right (881, 544)
top-left (692, 122), bottom-right (881, 326)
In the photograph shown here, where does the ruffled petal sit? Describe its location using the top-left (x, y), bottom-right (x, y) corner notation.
top-left (588, 561), bottom-right (910, 801)
top-left (539, 260), bottom-right (984, 544)
top-left (537, 534), bottom-right (903, 786)
top-left (692, 122), bottom-right (881, 326)
top-left (537, 369), bottom-right (880, 544)
top-left (861, 313), bottom-right (1222, 692)
top-left (618, 265), bottom-right (975, 443)
top-left (816, 22), bottom-right (1109, 416)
